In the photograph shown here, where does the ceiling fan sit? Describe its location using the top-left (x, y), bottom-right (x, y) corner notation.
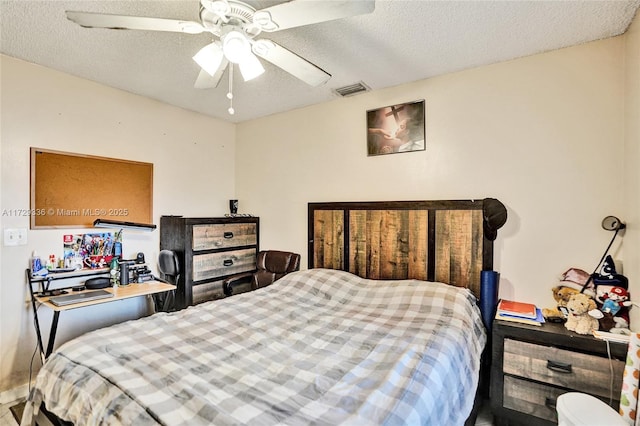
top-left (66, 0), bottom-right (376, 114)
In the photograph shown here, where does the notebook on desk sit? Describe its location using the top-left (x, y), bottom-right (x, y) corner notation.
top-left (49, 289), bottom-right (113, 306)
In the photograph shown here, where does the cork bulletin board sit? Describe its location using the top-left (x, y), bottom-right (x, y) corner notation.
top-left (30, 148), bottom-right (153, 229)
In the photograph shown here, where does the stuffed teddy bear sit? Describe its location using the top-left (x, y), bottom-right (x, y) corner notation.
top-left (542, 285), bottom-right (580, 321)
top-left (542, 268), bottom-right (593, 322)
top-left (564, 293), bottom-right (599, 335)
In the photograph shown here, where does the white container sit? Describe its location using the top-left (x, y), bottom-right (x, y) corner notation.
top-left (556, 392), bottom-right (626, 426)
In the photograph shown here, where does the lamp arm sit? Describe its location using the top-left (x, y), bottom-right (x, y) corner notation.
top-left (580, 228), bottom-right (621, 294)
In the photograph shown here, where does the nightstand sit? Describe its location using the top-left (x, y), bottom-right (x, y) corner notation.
top-left (490, 320), bottom-right (628, 425)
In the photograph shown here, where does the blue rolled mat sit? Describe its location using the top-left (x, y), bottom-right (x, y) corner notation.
top-left (480, 270), bottom-right (500, 331)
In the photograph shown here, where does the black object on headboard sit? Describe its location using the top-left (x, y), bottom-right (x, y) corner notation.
top-left (308, 198), bottom-right (506, 298)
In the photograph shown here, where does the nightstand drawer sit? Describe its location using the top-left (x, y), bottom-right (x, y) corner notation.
top-left (192, 223), bottom-right (257, 251)
top-left (503, 376), bottom-right (563, 423)
top-left (504, 338), bottom-right (624, 398)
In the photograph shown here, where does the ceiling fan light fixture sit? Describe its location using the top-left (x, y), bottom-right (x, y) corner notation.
top-left (222, 30), bottom-right (251, 64)
top-left (239, 53), bottom-right (265, 81)
top-left (193, 42), bottom-right (224, 76)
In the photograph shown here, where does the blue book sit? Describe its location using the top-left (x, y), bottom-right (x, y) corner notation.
top-left (496, 307), bottom-right (545, 325)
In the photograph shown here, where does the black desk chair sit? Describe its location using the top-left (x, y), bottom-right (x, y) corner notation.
top-left (153, 250), bottom-right (179, 312)
top-left (223, 250), bottom-right (301, 296)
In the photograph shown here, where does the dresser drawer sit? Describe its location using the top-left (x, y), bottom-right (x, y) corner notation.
top-left (503, 338), bottom-right (624, 398)
top-left (192, 223), bottom-right (257, 251)
top-left (192, 280), bottom-right (225, 305)
top-left (192, 248), bottom-right (256, 282)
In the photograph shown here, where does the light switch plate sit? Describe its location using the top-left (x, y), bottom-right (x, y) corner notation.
top-left (4, 228), bottom-right (27, 246)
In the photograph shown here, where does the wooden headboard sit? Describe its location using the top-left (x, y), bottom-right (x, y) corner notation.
top-left (308, 199), bottom-right (506, 298)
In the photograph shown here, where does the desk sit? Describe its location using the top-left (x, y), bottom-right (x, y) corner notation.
top-left (27, 269), bottom-right (176, 361)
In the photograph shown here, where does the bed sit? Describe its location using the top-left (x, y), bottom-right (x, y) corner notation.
top-left (22, 198), bottom-right (506, 426)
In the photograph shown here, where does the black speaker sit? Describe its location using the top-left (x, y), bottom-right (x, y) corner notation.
top-left (120, 262), bottom-right (129, 286)
top-left (85, 277), bottom-right (110, 289)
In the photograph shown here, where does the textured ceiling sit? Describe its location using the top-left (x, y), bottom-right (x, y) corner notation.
top-left (2, 0), bottom-right (639, 123)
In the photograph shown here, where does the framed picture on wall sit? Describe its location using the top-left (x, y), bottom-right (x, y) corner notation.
top-left (366, 100), bottom-right (425, 156)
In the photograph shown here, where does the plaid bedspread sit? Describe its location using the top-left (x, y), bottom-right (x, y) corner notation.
top-left (22, 268), bottom-right (486, 426)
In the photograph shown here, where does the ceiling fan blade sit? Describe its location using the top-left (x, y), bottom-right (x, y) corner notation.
top-left (65, 11), bottom-right (205, 34)
top-left (252, 40), bottom-right (330, 87)
top-left (194, 59), bottom-right (229, 89)
top-left (253, 0), bottom-right (375, 32)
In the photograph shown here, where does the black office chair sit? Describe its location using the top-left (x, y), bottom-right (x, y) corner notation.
top-left (153, 250), bottom-right (179, 312)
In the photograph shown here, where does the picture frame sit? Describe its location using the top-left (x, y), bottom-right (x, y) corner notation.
top-left (366, 100), bottom-right (425, 156)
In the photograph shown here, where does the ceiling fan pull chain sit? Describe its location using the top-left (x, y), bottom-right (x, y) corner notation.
top-left (227, 63), bottom-right (235, 115)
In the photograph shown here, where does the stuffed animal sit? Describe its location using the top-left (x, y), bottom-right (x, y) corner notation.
top-left (542, 285), bottom-right (580, 321)
top-left (589, 256), bottom-right (632, 332)
top-left (564, 293), bottom-right (599, 335)
top-left (602, 286), bottom-right (631, 316)
top-left (542, 268), bottom-right (593, 322)
top-left (590, 285), bottom-right (632, 332)
top-left (592, 255), bottom-right (629, 290)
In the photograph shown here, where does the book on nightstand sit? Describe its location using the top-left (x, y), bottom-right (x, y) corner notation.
top-left (495, 299), bottom-right (545, 326)
top-left (495, 308), bottom-right (545, 326)
top-left (497, 299), bottom-right (538, 319)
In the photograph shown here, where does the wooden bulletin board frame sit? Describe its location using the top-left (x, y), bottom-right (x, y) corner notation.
top-left (30, 148), bottom-right (153, 229)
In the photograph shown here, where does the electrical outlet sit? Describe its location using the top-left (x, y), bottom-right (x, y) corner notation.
top-left (4, 228), bottom-right (27, 246)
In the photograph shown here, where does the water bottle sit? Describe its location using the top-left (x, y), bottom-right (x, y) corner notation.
top-left (30, 251), bottom-right (43, 275)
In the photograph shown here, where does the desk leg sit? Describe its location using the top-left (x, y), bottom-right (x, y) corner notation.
top-left (30, 298), bottom-right (46, 364)
top-left (45, 311), bottom-right (60, 358)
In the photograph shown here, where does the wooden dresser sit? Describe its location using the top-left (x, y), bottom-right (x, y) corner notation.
top-left (160, 216), bottom-right (259, 309)
top-left (491, 320), bottom-right (627, 425)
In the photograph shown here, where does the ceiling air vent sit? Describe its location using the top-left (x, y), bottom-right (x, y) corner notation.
top-left (333, 81), bottom-right (370, 97)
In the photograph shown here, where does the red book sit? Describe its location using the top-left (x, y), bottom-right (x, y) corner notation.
top-left (497, 299), bottom-right (538, 319)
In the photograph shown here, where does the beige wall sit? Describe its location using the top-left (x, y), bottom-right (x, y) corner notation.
top-left (237, 36), bottom-right (627, 311)
top-left (625, 9), bottom-right (640, 331)
top-left (0, 55), bottom-right (236, 392)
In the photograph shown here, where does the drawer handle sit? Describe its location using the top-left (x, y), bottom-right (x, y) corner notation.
top-left (544, 397), bottom-right (557, 410)
top-left (547, 360), bottom-right (572, 374)
top-left (223, 259), bottom-right (234, 266)
top-left (224, 232), bottom-right (234, 239)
